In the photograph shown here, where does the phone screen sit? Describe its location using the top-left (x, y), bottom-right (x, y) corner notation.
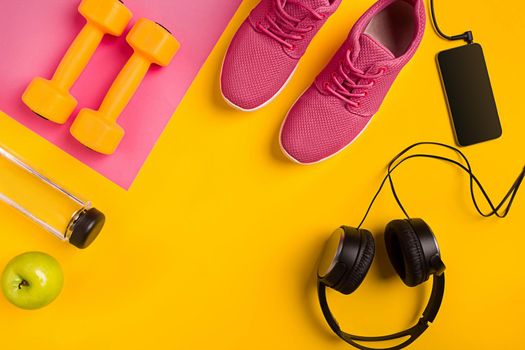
top-left (437, 43), bottom-right (502, 146)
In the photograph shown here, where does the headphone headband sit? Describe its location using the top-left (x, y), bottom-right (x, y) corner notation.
top-left (315, 142), bottom-right (522, 349)
top-left (317, 274), bottom-right (445, 350)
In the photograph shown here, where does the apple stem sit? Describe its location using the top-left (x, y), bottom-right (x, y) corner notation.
top-left (18, 280), bottom-right (29, 289)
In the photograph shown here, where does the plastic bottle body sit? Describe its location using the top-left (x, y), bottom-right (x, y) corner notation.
top-left (0, 146), bottom-right (104, 248)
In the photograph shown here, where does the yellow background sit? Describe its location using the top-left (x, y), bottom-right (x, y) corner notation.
top-left (0, 0), bottom-right (524, 349)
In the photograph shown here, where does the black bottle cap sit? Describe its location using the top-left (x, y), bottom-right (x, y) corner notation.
top-left (69, 208), bottom-right (106, 249)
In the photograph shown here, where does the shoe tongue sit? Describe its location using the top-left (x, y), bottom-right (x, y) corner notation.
top-left (353, 34), bottom-right (395, 72)
top-left (284, 0), bottom-right (330, 19)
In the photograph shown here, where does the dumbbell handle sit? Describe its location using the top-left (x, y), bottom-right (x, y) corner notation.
top-left (98, 54), bottom-right (150, 122)
top-left (52, 23), bottom-right (104, 91)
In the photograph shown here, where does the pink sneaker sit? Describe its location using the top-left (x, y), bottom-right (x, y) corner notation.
top-left (280, 0), bottom-right (426, 164)
top-left (221, 0), bottom-right (342, 111)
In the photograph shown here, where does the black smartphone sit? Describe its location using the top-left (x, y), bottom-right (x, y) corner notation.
top-left (437, 43), bottom-right (502, 147)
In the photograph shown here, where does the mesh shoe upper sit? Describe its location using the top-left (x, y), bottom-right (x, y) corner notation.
top-left (280, 0), bottom-right (426, 164)
top-left (221, 0), bottom-right (342, 111)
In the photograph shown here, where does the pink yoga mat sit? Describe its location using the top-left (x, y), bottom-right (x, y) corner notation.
top-left (0, 0), bottom-right (241, 189)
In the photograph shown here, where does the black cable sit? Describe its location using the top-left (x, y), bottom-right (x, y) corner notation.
top-left (387, 142), bottom-right (524, 218)
top-left (357, 142), bottom-right (525, 229)
top-left (387, 154), bottom-right (522, 218)
top-left (429, 0), bottom-right (474, 44)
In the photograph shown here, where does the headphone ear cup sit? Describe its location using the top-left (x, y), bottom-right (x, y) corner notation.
top-left (384, 220), bottom-right (427, 287)
top-left (336, 229), bottom-right (375, 295)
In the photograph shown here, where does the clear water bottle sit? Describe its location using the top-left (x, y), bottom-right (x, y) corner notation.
top-left (0, 146), bottom-right (105, 248)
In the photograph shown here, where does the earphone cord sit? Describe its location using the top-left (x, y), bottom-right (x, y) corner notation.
top-left (429, 0), bottom-right (474, 44)
top-left (357, 142), bottom-right (525, 229)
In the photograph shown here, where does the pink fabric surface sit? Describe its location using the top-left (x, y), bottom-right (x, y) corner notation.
top-left (0, 0), bottom-right (242, 189)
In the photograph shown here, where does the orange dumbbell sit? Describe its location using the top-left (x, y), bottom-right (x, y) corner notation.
top-left (70, 18), bottom-right (180, 155)
top-left (22, 0), bottom-right (132, 124)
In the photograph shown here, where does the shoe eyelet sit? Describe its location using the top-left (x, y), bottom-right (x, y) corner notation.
top-left (323, 82), bottom-right (330, 91)
top-left (363, 91), bottom-right (368, 97)
top-left (299, 35), bottom-right (305, 39)
top-left (289, 44), bottom-right (296, 51)
top-left (307, 25), bottom-right (314, 31)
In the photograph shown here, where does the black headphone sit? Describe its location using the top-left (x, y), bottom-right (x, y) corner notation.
top-left (317, 219), bottom-right (445, 350)
top-left (315, 142), bottom-right (524, 350)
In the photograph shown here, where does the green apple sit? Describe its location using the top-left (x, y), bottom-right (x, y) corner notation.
top-left (1, 252), bottom-right (64, 310)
